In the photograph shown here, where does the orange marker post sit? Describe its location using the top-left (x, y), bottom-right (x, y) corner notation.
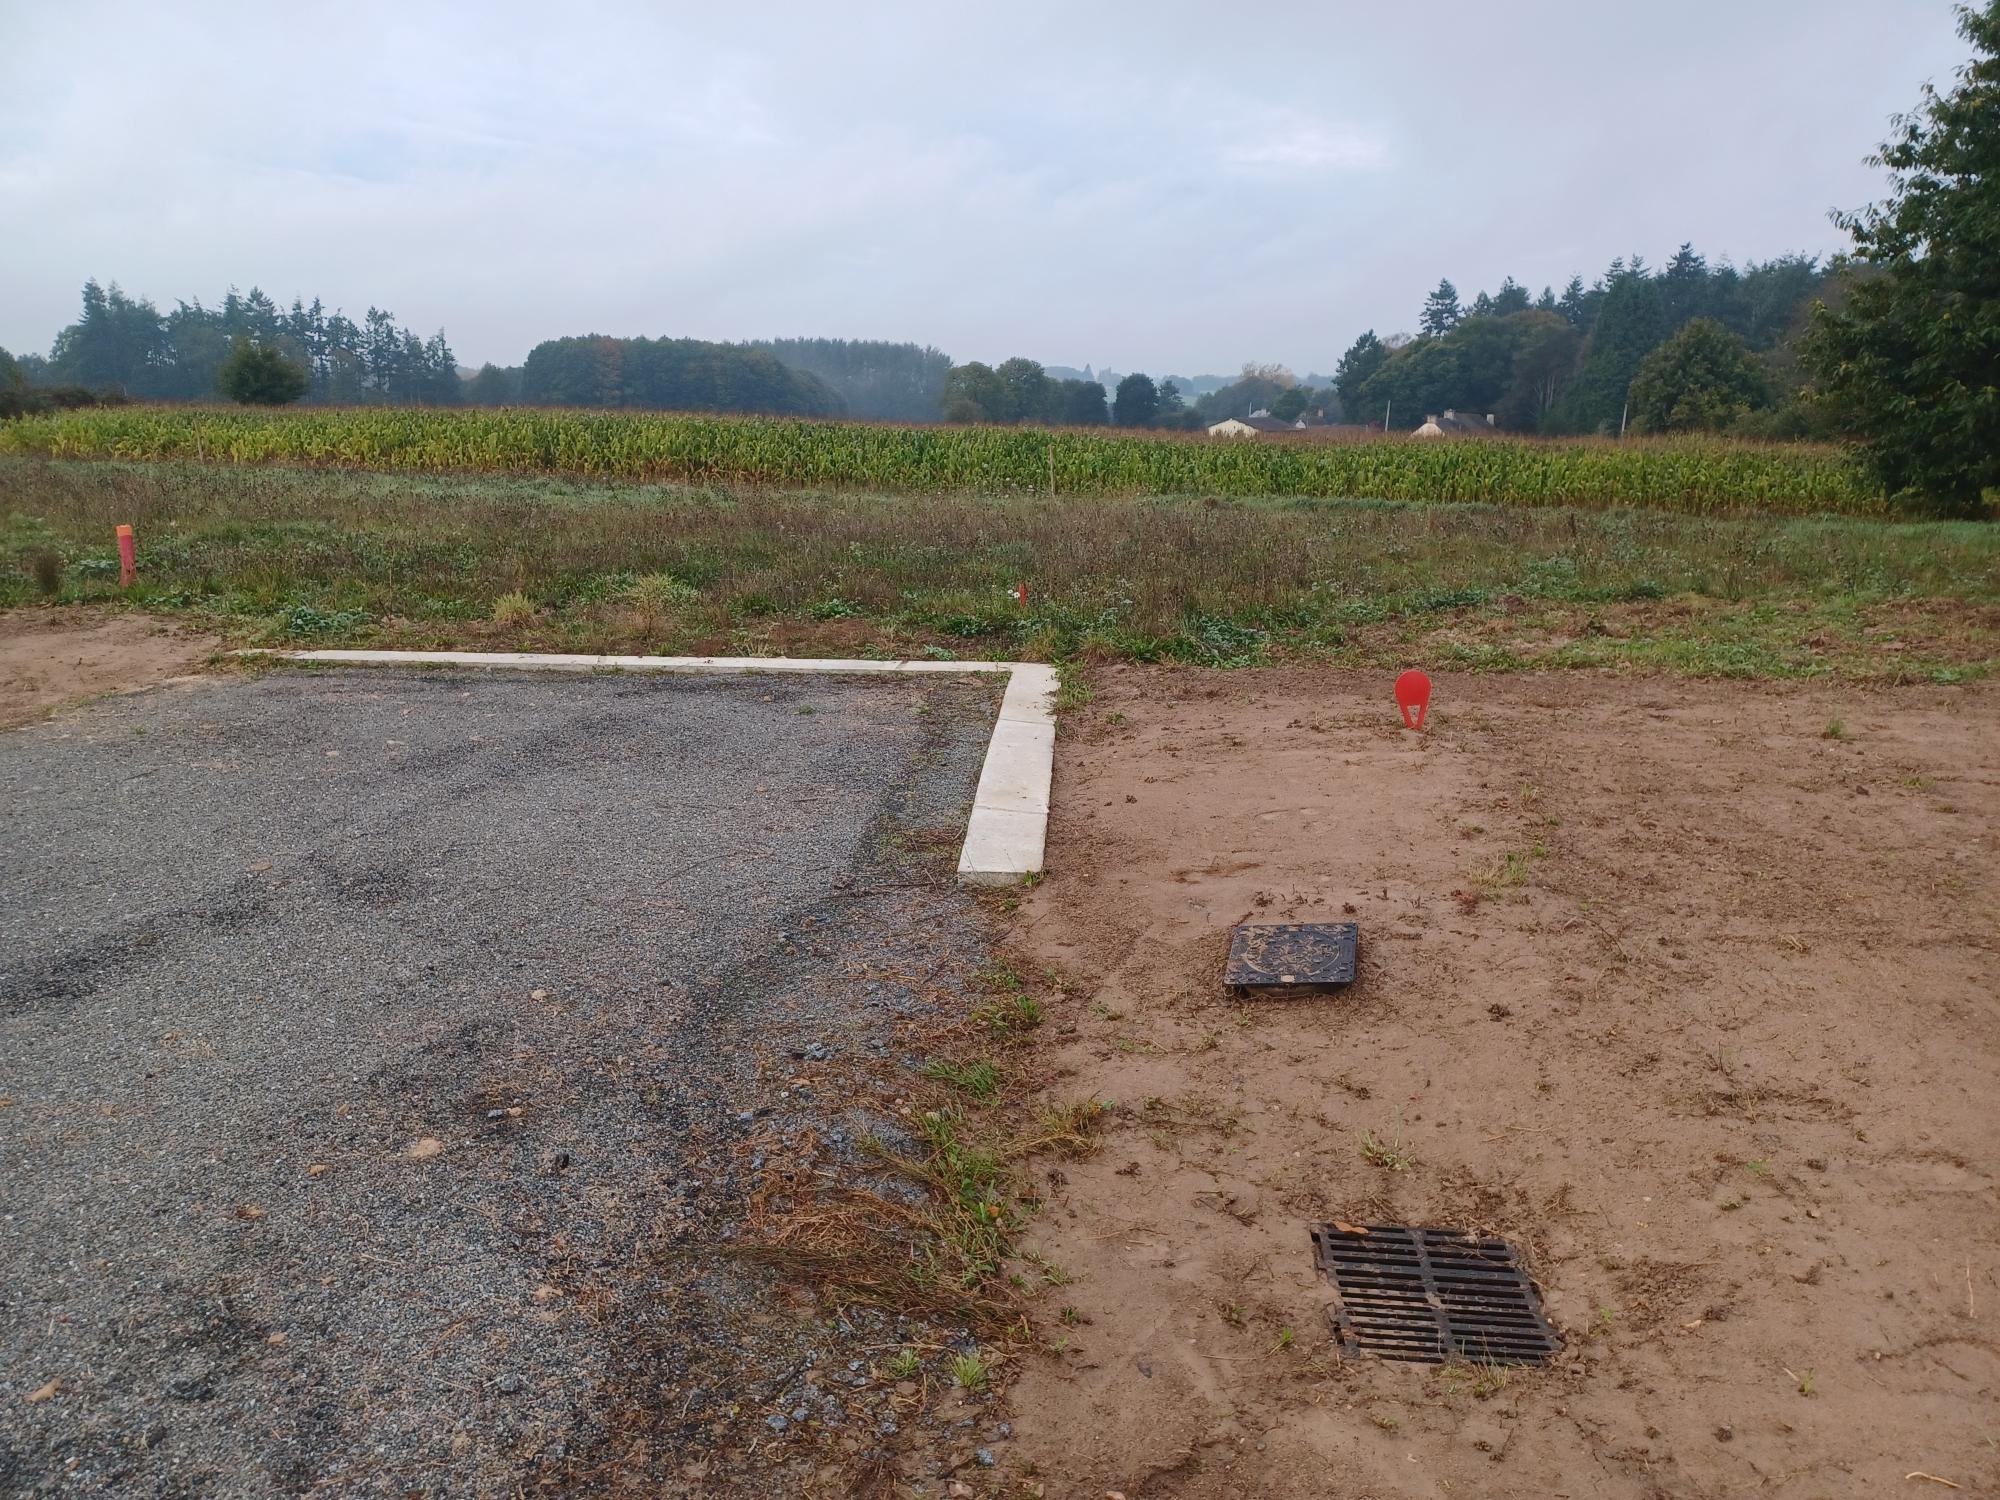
top-left (116, 525), bottom-right (137, 588)
top-left (1016, 583), bottom-right (1029, 608)
top-left (1394, 669), bottom-right (1432, 731)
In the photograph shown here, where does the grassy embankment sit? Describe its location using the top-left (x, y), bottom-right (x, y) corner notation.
top-left (3, 455), bottom-right (1993, 681)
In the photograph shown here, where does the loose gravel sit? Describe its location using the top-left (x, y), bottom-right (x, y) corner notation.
top-left (0, 667), bottom-right (1008, 1497)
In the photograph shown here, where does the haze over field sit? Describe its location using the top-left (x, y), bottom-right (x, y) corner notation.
top-left (0, 0), bottom-right (1972, 372)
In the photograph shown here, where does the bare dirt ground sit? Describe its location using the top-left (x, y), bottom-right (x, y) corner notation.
top-left (0, 608), bottom-right (219, 729)
top-left (1002, 666), bottom-right (1999, 1499)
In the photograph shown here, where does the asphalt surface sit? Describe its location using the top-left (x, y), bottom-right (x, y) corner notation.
top-left (0, 666), bottom-right (1007, 1497)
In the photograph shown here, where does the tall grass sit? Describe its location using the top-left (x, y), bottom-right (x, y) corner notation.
top-left (0, 404), bottom-right (1885, 517)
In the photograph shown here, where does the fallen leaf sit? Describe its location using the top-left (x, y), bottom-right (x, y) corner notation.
top-left (235, 1204), bottom-right (266, 1221)
top-left (530, 989), bottom-right (548, 1001)
top-left (407, 1137), bottom-right (443, 1161)
top-left (249, 862), bottom-right (272, 873)
top-left (531, 1285), bottom-right (561, 1303)
top-left (1332, 1221), bottom-right (1369, 1236)
top-left (266, 1332), bottom-right (286, 1346)
top-left (1681, 1318), bottom-right (1705, 1331)
top-left (306, 1163), bottom-right (328, 1178)
top-left (26, 1380), bottom-right (60, 1403)
top-left (0, 1097), bottom-right (14, 1110)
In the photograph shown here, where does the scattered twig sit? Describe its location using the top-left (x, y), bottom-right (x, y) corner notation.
top-left (1903, 1473), bottom-right (1961, 1489)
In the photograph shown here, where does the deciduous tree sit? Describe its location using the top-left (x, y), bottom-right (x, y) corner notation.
top-left (1806, 1), bottom-right (1998, 512)
top-left (216, 337), bottom-right (309, 405)
top-left (1629, 318), bottom-right (1772, 432)
top-left (1112, 372), bottom-right (1159, 427)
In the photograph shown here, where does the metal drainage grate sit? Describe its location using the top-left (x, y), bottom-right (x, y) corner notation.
top-left (1224, 922), bottom-right (1357, 997)
top-left (1312, 1223), bottom-right (1561, 1365)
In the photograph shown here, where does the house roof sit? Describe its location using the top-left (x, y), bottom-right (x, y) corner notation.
top-left (1239, 415), bottom-right (1294, 433)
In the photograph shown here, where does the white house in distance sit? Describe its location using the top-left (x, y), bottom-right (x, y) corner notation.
top-left (1412, 409), bottom-right (1496, 438)
top-left (1207, 409), bottom-right (1301, 438)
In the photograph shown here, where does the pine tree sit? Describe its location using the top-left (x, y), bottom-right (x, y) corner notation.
top-left (1419, 279), bottom-right (1462, 337)
top-left (1556, 275), bottom-right (1591, 328)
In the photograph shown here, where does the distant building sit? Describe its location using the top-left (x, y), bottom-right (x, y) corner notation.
top-left (1207, 412), bottom-right (1295, 437)
top-left (1412, 408), bottom-right (1496, 438)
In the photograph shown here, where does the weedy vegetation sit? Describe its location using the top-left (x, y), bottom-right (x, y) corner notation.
top-left (4, 457), bottom-right (1993, 682)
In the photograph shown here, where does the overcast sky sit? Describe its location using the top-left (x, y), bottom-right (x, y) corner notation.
top-left (0, 0), bottom-right (1972, 376)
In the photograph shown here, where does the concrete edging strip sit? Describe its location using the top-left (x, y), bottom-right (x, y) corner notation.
top-left (253, 650), bottom-right (1057, 886)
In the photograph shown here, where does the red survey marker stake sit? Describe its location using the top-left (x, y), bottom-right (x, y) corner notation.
top-left (116, 524), bottom-right (137, 588)
top-left (1016, 583), bottom-right (1029, 608)
top-left (1394, 669), bottom-right (1432, 731)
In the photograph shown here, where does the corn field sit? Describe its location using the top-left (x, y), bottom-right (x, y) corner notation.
top-left (0, 405), bottom-right (1886, 516)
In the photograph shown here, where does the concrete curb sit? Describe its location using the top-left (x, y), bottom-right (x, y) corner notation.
top-left (250, 651), bottom-right (1058, 886)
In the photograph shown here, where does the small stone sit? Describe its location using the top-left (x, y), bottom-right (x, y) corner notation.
top-left (950, 1484), bottom-right (975, 1498)
top-left (530, 989), bottom-right (548, 1001)
top-left (306, 1164), bottom-right (328, 1178)
top-left (998, 1422), bottom-right (1013, 1438)
top-left (266, 1332), bottom-right (286, 1346)
top-left (791, 1405), bottom-right (810, 1422)
top-left (1714, 1425), bottom-right (1734, 1442)
top-left (495, 1373), bottom-right (524, 1395)
top-left (407, 1137), bottom-right (443, 1161)
top-left (486, 1108), bottom-right (507, 1121)
top-left (848, 1360), bottom-right (864, 1373)
top-left (234, 1203), bottom-right (266, 1221)
top-left (451, 1431), bottom-right (473, 1457)
top-left (976, 1448), bottom-right (996, 1466)
top-left (895, 1381), bottom-right (917, 1396)
top-left (765, 1414), bottom-right (788, 1433)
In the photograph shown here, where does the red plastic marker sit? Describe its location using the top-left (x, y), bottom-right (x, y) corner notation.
top-left (116, 524), bottom-right (137, 588)
top-left (1394, 669), bottom-right (1432, 731)
top-left (1016, 583), bottom-right (1029, 608)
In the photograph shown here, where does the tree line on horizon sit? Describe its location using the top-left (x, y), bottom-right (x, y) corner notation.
top-left (2, 281), bottom-right (462, 408)
top-left (1326, 249), bottom-right (1835, 439)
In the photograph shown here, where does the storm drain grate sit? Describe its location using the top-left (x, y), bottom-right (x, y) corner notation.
top-left (1312, 1223), bottom-right (1561, 1365)
top-left (1224, 922), bottom-right (1357, 997)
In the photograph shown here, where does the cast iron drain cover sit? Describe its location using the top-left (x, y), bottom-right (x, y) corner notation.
top-left (1312, 1223), bottom-right (1561, 1365)
top-left (1225, 922), bottom-right (1357, 997)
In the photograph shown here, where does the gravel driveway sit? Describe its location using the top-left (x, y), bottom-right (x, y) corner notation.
top-left (0, 666), bottom-right (1006, 1497)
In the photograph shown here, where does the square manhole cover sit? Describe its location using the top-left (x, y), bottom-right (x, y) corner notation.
top-left (1224, 922), bottom-right (1357, 997)
top-left (1312, 1223), bottom-right (1561, 1365)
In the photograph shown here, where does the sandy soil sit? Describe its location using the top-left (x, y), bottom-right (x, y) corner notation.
top-left (1003, 666), bottom-right (1999, 1499)
top-left (0, 609), bottom-right (219, 730)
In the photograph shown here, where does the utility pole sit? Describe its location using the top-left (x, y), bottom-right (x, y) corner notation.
top-left (1619, 398), bottom-right (1629, 439)
top-left (1384, 399), bottom-right (1392, 433)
